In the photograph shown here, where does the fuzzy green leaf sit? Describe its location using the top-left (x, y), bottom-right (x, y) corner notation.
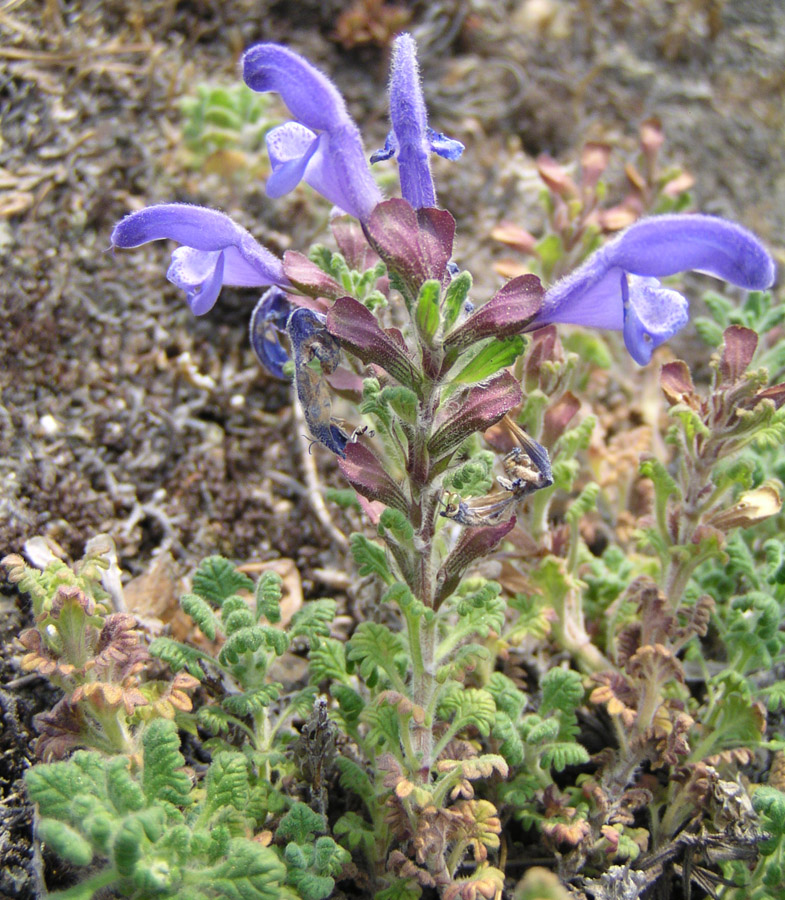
top-left (142, 720), bottom-right (191, 807)
top-left (204, 753), bottom-right (250, 817)
top-left (415, 279), bottom-right (441, 343)
top-left (540, 666), bottom-right (584, 716)
top-left (439, 687), bottom-right (497, 737)
top-left (180, 592), bottom-right (219, 639)
top-left (350, 533), bottom-right (393, 583)
top-left (255, 571), bottom-right (282, 624)
top-left (192, 556), bottom-right (254, 607)
top-left (449, 336), bottom-right (525, 386)
top-left (149, 636), bottom-right (209, 679)
top-left (309, 638), bottom-right (349, 684)
top-left (347, 623), bottom-right (406, 689)
top-left (442, 270), bottom-right (473, 333)
top-left (222, 685), bottom-right (282, 716)
top-left (335, 757), bottom-right (375, 812)
top-left (198, 838), bottom-right (286, 900)
top-left (290, 598), bottom-right (337, 644)
top-left (276, 802), bottom-right (326, 844)
top-left (38, 819), bottom-right (94, 866)
top-left (540, 741), bottom-right (590, 771)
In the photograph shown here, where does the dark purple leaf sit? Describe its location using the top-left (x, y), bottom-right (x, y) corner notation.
top-left (326, 296), bottom-right (419, 391)
top-left (428, 371), bottom-right (523, 460)
top-left (445, 274), bottom-right (544, 352)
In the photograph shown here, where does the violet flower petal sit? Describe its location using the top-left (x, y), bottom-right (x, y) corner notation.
top-left (167, 248), bottom-right (225, 316)
top-left (536, 214), bottom-right (776, 364)
top-left (622, 276), bottom-right (689, 365)
top-left (111, 203), bottom-right (287, 315)
top-left (265, 122), bottom-right (321, 198)
top-left (373, 33), bottom-right (464, 210)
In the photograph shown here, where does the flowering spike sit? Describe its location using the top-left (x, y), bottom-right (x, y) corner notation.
top-left (534, 214), bottom-right (776, 364)
top-left (111, 204), bottom-right (287, 315)
top-left (243, 43), bottom-right (382, 221)
top-left (372, 33), bottom-right (464, 209)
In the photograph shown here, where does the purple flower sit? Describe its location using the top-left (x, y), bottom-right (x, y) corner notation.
top-left (111, 204), bottom-right (287, 315)
top-left (533, 215), bottom-right (776, 364)
top-left (243, 43), bottom-right (382, 221)
top-left (371, 33), bottom-right (464, 209)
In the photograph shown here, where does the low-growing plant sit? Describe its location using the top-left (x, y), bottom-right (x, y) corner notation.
top-left (7, 30), bottom-right (785, 900)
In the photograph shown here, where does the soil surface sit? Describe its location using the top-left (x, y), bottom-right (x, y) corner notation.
top-left (1, 1), bottom-right (784, 897)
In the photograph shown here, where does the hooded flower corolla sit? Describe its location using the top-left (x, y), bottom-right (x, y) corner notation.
top-left (111, 204), bottom-right (287, 315)
top-left (242, 43), bottom-right (382, 222)
top-left (533, 214), bottom-right (776, 364)
top-left (371, 33), bottom-right (464, 209)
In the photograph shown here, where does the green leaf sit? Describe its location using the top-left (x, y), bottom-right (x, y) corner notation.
top-left (290, 598), bottom-right (337, 644)
top-left (149, 636), bottom-right (209, 679)
top-left (287, 868), bottom-right (335, 900)
top-left (540, 740), bottom-right (590, 771)
top-left (335, 757), bottom-right (375, 812)
top-left (442, 270), bottom-right (473, 333)
top-left (492, 712), bottom-right (525, 766)
top-left (565, 482), bottom-right (600, 525)
top-left (141, 720), bottom-right (191, 808)
top-left (200, 838), bottom-right (286, 900)
top-left (444, 451), bottom-right (495, 496)
top-left (276, 802), bottom-right (326, 844)
top-left (540, 668), bottom-right (585, 717)
top-left (38, 819), bottom-right (94, 866)
top-left (438, 687), bottom-right (496, 737)
top-left (222, 684), bottom-right (282, 716)
top-left (325, 488), bottom-right (361, 510)
top-left (449, 336), bottom-right (524, 386)
top-left (309, 638), bottom-right (349, 684)
top-left (350, 533), bottom-right (393, 583)
top-left (347, 623), bottom-right (406, 689)
top-left (180, 593), bottom-right (219, 640)
top-left (415, 279), bottom-right (441, 343)
top-left (204, 753), bottom-right (250, 818)
top-left (375, 878), bottom-right (423, 900)
top-left (378, 508), bottom-right (414, 544)
top-left (192, 557), bottom-right (254, 607)
top-left (255, 571), bottom-right (282, 624)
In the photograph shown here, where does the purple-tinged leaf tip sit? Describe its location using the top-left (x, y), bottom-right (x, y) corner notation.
top-left (326, 296), bottom-right (419, 392)
top-left (283, 250), bottom-right (345, 301)
top-left (435, 517), bottom-right (517, 608)
top-left (535, 214), bottom-right (776, 365)
top-left (111, 203), bottom-right (287, 315)
top-left (445, 274), bottom-right (544, 352)
top-left (429, 372), bottom-right (523, 460)
top-left (365, 198), bottom-right (455, 300)
top-left (337, 442), bottom-right (410, 514)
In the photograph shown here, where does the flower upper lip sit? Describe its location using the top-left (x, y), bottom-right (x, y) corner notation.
top-left (371, 33), bottom-right (464, 210)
